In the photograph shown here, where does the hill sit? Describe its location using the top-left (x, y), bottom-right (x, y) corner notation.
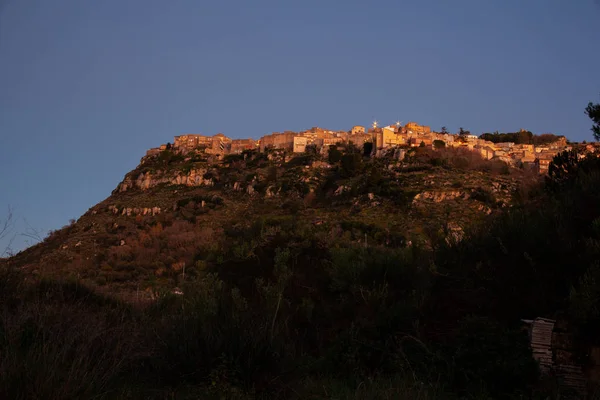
top-left (3, 139), bottom-right (600, 399)
top-left (7, 143), bottom-right (531, 300)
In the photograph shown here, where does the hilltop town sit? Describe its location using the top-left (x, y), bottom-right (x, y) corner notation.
top-left (144, 121), bottom-right (584, 174)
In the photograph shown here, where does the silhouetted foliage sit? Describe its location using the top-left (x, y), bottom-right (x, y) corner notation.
top-left (327, 145), bottom-right (342, 163)
top-left (586, 95), bottom-right (600, 141)
top-left (480, 131), bottom-right (563, 146)
top-left (7, 106), bottom-right (600, 397)
top-left (340, 153), bottom-right (363, 177)
top-left (363, 141), bottom-right (373, 156)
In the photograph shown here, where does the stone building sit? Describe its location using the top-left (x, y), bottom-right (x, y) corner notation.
top-left (405, 122), bottom-right (431, 135)
top-left (347, 133), bottom-right (371, 146)
top-left (537, 151), bottom-right (558, 174)
top-left (293, 136), bottom-right (308, 153)
top-left (409, 135), bottom-right (433, 147)
top-left (474, 144), bottom-right (495, 160)
top-left (230, 138), bottom-right (258, 154)
top-left (351, 125), bottom-right (366, 134)
top-left (372, 127), bottom-right (405, 153)
top-left (174, 134), bottom-right (212, 153)
top-left (259, 132), bottom-right (296, 151)
top-left (205, 133), bottom-right (232, 155)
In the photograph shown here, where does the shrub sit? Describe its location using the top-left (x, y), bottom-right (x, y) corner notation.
top-left (328, 146), bottom-right (342, 163)
top-left (470, 187), bottom-right (496, 205)
top-left (0, 277), bottom-right (139, 400)
top-left (147, 274), bottom-right (288, 391)
top-left (340, 153), bottom-right (363, 177)
top-left (433, 140), bottom-right (446, 149)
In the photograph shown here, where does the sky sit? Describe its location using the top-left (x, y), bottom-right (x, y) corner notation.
top-left (1, 0), bottom-right (599, 253)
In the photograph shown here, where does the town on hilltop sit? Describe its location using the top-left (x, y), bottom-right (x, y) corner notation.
top-left (145, 121), bottom-right (589, 174)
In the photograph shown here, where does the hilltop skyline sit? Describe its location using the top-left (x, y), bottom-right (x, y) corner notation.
top-left (1, 0), bottom-right (600, 252)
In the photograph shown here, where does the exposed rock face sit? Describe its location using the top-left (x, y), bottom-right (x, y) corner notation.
top-left (108, 205), bottom-right (162, 216)
top-left (117, 169), bottom-right (213, 192)
top-left (413, 190), bottom-right (468, 203)
top-left (265, 186), bottom-right (278, 198)
top-left (334, 185), bottom-right (350, 196)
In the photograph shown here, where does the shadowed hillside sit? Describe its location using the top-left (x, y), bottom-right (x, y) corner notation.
top-left (3, 133), bottom-right (600, 398)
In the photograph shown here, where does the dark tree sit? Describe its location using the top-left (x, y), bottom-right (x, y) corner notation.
top-left (459, 127), bottom-right (470, 136)
top-left (585, 96), bottom-right (600, 141)
top-left (441, 126), bottom-right (449, 134)
top-left (340, 153), bottom-right (363, 177)
top-left (363, 141), bottom-right (373, 156)
top-left (517, 130), bottom-right (533, 144)
top-left (328, 145), bottom-right (342, 163)
top-left (305, 144), bottom-right (318, 155)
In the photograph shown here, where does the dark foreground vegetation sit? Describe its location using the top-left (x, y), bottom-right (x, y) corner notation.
top-left (2, 148), bottom-right (600, 399)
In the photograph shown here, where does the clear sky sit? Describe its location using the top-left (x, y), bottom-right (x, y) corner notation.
top-left (1, 0), bottom-right (599, 253)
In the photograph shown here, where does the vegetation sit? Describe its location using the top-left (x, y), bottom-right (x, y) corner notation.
top-left (586, 95), bottom-right (600, 141)
top-left (3, 146), bottom-right (600, 398)
top-left (479, 131), bottom-right (563, 145)
top-left (2, 104), bottom-right (600, 398)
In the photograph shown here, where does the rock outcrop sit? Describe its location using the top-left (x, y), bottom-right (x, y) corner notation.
top-left (117, 169), bottom-right (214, 192)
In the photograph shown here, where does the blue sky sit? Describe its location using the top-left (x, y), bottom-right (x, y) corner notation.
top-left (1, 0), bottom-right (599, 253)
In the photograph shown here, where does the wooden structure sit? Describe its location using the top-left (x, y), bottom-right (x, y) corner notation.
top-left (522, 317), bottom-right (587, 398)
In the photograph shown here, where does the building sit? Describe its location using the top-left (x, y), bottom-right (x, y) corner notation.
top-left (351, 125), bottom-right (366, 134)
top-left (259, 132), bottom-right (296, 151)
top-left (230, 138), bottom-right (257, 154)
top-left (372, 127), bottom-right (405, 152)
top-left (409, 136), bottom-right (433, 147)
top-left (405, 122), bottom-right (431, 135)
top-left (474, 144), bottom-right (495, 160)
top-left (204, 133), bottom-right (232, 155)
top-left (537, 151), bottom-right (558, 174)
top-left (293, 136), bottom-right (308, 153)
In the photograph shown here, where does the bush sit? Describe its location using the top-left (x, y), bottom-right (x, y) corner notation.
top-left (433, 140), bottom-right (446, 149)
top-left (470, 186), bottom-right (496, 205)
top-left (0, 275), bottom-right (139, 400)
top-left (147, 274), bottom-right (284, 389)
top-left (328, 146), bottom-right (342, 163)
top-left (340, 153), bottom-right (363, 177)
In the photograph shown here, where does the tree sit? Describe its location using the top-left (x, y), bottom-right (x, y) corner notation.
top-left (305, 144), bottom-right (318, 155)
top-left (328, 145), bottom-right (342, 163)
top-left (340, 153), bottom-right (363, 177)
top-left (585, 96), bottom-right (600, 141)
top-left (363, 141), bottom-right (373, 157)
top-left (517, 130), bottom-right (533, 145)
top-left (459, 127), bottom-right (471, 136)
top-left (433, 140), bottom-right (446, 149)
top-left (441, 126), bottom-right (449, 134)
top-left (547, 149), bottom-right (600, 193)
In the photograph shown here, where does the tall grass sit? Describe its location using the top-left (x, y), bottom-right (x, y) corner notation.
top-left (0, 275), bottom-right (140, 400)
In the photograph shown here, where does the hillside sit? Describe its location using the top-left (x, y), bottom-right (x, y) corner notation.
top-left (5, 140), bottom-right (600, 399)
top-left (7, 143), bottom-right (530, 299)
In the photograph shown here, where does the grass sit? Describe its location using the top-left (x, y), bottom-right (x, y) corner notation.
top-left (9, 147), bottom-right (599, 399)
